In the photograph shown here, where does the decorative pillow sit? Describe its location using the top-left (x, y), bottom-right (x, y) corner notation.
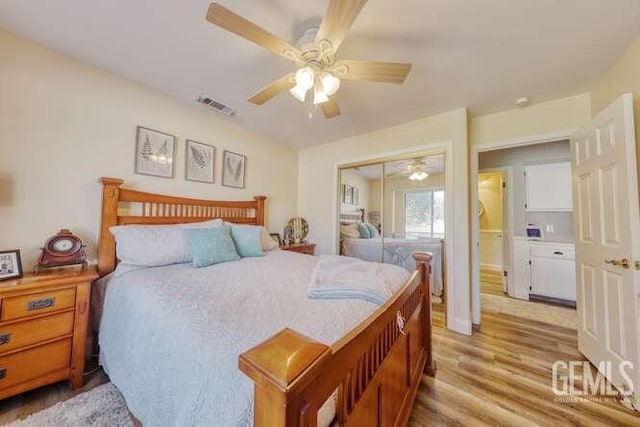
top-left (340, 223), bottom-right (361, 239)
top-left (228, 224), bottom-right (264, 257)
top-left (180, 218), bottom-right (224, 229)
top-left (110, 219), bottom-right (225, 267)
top-left (182, 227), bottom-right (240, 267)
top-left (110, 224), bottom-right (191, 267)
top-left (357, 223), bottom-right (371, 239)
top-left (261, 227), bottom-right (279, 251)
top-left (364, 223), bottom-right (380, 238)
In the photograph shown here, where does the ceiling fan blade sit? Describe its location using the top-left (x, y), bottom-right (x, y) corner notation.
top-left (315, 0), bottom-right (367, 52)
top-left (321, 97), bottom-right (341, 119)
top-left (206, 3), bottom-right (301, 62)
top-left (332, 60), bottom-right (412, 83)
top-left (248, 73), bottom-right (295, 105)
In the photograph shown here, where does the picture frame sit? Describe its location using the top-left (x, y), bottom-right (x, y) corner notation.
top-left (222, 150), bottom-right (246, 189)
top-left (0, 250), bottom-right (23, 281)
top-left (185, 140), bottom-right (215, 183)
top-left (269, 233), bottom-right (282, 247)
top-left (353, 187), bottom-right (359, 205)
top-left (135, 126), bottom-right (176, 178)
top-left (344, 185), bottom-right (353, 204)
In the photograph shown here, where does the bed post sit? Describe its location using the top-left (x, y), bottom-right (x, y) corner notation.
top-left (254, 195), bottom-right (266, 226)
top-left (413, 252), bottom-right (436, 375)
top-left (239, 328), bottom-right (330, 427)
top-left (98, 177), bottom-right (124, 276)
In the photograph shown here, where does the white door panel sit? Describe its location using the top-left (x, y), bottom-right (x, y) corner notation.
top-left (571, 93), bottom-right (640, 407)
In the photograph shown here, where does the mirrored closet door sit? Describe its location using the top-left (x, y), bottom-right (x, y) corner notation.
top-left (338, 163), bottom-right (383, 262)
top-left (338, 152), bottom-right (446, 301)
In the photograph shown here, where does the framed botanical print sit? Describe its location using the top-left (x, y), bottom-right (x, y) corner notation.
top-left (135, 126), bottom-right (176, 178)
top-left (222, 150), bottom-right (246, 189)
top-left (185, 140), bottom-right (215, 183)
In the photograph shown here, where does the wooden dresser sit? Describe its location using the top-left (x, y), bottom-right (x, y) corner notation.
top-left (0, 268), bottom-right (97, 400)
top-left (281, 243), bottom-right (316, 255)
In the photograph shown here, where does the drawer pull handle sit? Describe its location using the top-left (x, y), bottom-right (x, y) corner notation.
top-left (0, 368), bottom-right (6, 380)
top-left (27, 297), bottom-right (56, 311)
top-left (553, 251), bottom-right (564, 255)
top-left (0, 334), bottom-right (10, 345)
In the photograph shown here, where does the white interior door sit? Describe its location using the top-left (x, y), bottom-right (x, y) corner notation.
top-left (571, 93), bottom-right (640, 406)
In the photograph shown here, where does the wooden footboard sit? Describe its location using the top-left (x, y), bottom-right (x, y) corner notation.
top-left (240, 253), bottom-right (434, 426)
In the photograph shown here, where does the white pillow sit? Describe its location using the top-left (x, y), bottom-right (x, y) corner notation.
top-left (110, 219), bottom-right (224, 267)
top-left (340, 223), bottom-right (361, 239)
top-left (261, 227), bottom-right (279, 251)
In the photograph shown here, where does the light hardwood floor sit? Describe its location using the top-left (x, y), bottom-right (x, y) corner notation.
top-left (1, 306), bottom-right (638, 425)
top-left (410, 303), bottom-right (639, 425)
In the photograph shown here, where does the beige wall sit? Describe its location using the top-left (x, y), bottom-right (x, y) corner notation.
top-left (470, 93), bottom-right (591, 145)
top-left (339, 168), bottom-right (371, 213)
top-left (590, 34), bottom-right (640, 182)
top-left (298, 108), bottom-right (471, 333)
top-left (0, 31), bottom-right (298, 268)
top-left (478, 172), bottom-right (502, 232)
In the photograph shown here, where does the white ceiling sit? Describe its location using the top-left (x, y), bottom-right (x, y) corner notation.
top-left (354, 154), bottom-right (444, 180)
top-left (2, 0), bottom-right (640, 148)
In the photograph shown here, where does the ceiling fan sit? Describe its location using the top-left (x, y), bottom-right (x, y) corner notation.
top-left (387, 159), bottom-right (429, 181)
top-left (206, 1), bottom-right (412, 119)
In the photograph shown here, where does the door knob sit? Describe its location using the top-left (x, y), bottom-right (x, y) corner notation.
top-left (605, 258), bottom-right (630, 269)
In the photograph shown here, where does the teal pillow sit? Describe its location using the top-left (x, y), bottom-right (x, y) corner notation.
top-left (229, 224), bottom-right (264, 257)
top-left (357, 223), bottom-right (371, 239)
top-left (182, 227), bottom-right (240, 268)
top-left (365, 223), bottom-right (379, 238)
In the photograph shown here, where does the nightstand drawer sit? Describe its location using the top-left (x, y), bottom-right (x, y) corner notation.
top-left (1, 288), bottom-right (76, 321)
top-left (0, 312), bottom-right (74, 354)
top-left (0, 338), bottom-right (72, 391)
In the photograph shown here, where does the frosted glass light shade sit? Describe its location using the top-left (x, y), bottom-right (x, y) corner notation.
top-left (290, 84), bottom-right (308, 102)
top-left (313, 80), bottom-right (329, 104)
top-left (295, 67), bottom-right (315, 90)
top-left (409, 171), bottom-right (428, 181)
top-left (320, 72), bottom-right (341, 96)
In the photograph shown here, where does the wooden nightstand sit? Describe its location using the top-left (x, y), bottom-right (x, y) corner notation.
top-left (281, 243), bottom-right (316, 255)
top-left (0, 268), bottom-right (97, 400)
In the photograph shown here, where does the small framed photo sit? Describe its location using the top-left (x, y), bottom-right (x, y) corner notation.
top-left (135, 126), bottom-right (176, 178)
top-left (222, 150), bottom-right (246, 189)
top-left (185, 140), bottom-right (215, 183)
top-left (269, 233), bottom-right (282, 247)
top-left (0, 250), bottom-right (23, 281)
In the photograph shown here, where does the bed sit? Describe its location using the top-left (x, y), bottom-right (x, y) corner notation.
top-left (341, 237), bottom-right (444, 297)
top-left (96, 177), bottom-right (434, 427)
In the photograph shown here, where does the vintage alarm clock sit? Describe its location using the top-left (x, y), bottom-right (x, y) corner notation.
top-left (35, 229), bottom-right (87, 274)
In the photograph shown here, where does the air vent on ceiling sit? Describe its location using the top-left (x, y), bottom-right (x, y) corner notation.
top-left (197, 95), bottom-right (235, 116)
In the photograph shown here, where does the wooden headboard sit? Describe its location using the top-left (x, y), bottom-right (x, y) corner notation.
top-left (340, 208), bottom-right (365, 224)
top-left (98, 177), bottom-right (266, 276)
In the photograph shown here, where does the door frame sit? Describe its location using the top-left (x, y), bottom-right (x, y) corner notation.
top-left (334, 141), bottom-right (455, 330)
top-left (477, 167), bottom-right (514, 294)
top-left (471, 129), bottom-right (576, 325)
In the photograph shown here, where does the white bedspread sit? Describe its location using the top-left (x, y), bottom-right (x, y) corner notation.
top-left (341, 237), bottom-right (444, 296)
top-left (99, 250), bottom-right (400, 426)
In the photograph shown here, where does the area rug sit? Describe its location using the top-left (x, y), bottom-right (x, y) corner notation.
top-left (481, 293), bottom-right (577, 329)
top-left (9, 383), bottom-right (132, 427)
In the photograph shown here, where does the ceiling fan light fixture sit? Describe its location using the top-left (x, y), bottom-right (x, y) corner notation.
top-left (409, 171), bottom-right (428, 181)
top-left (290, 83), bottom-right (308, 102)
top-left (295, 67), bottom-right (315, 90)
top-left (320, 71), bottom-right (341, 96)
top-left (313, 80), bottom-right (329, 104)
